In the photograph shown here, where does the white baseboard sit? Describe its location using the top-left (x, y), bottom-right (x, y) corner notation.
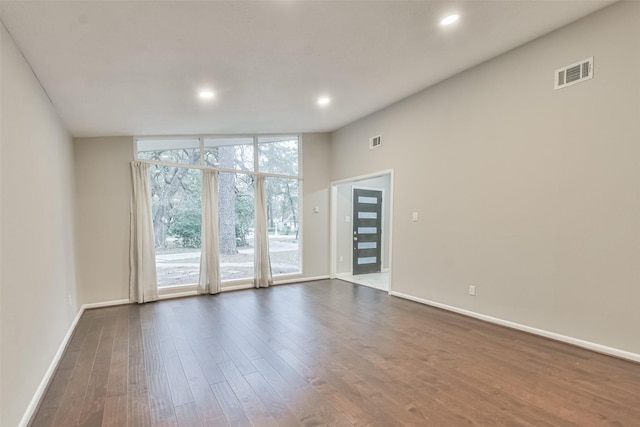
top-left (221, 283), bottom-right (255, 292)
top-left (19, 297), bottom-right (136, 426)
top-left (18, 304), bottom-right (84, 427)
top-left (158, 290), bottom-right (198, 300)
top-left (389, 291), bottom-right (640, 363)
top-left (83, 299), bottom-right (131, 309)
top-left (275, 275), bottom-right (330, 285)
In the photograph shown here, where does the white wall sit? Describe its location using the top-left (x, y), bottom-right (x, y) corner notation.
top-left (335, 175), bottom-right (391, 274)
top-left (331, 2), bottom-right (640, 355)
top-left (301, 133), bottom-right (332, 278)
top-left (74, 136), bottom-right (133, 304)
top-left (74, 133), bottom-right (332, 304)
top-left (1, 25), bottom-right (79, 427)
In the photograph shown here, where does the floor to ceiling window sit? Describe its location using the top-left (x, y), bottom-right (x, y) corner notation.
top-left (136, 135), bottom-right (301, 290)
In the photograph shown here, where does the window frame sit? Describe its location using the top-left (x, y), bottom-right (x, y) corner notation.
top-left (133, 134), bottom-right (304, 293)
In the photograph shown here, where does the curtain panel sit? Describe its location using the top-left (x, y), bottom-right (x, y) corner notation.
top-left (254, 175), bottom-right (273, 288)
top-left (199, 169), bottom-right (221, 294)
top-left (129, 161), bottom-right (159, 303)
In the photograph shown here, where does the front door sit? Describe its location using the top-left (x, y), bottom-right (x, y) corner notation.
top-left (352, 188), bottom-right (382, 275)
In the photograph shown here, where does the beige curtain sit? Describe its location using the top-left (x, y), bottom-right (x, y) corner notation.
top-left (254, 175), bottom-right (273, 288)
top-left (129, 161), bottom-right (158, 303)
top-left (198, 169), bottom-right (221, 294)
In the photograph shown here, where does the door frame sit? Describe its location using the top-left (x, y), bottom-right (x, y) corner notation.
top-left (330, 169), bottom-right (394, 293)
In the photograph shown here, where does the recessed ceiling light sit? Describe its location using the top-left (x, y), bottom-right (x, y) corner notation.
top-left (199, 90), bottom-right (215, 99)
top-left (441, 14), bottom-right (460, 26)
top-left (317, 96), bottom-right (331, 106)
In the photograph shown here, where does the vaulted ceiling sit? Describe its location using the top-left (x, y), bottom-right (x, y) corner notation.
top-left (1, 0), bottom-right (616, 137)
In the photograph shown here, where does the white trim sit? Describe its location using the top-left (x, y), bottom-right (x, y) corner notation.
top-left (83, 299), bottom-right (131, 309)
top-left (221, 283), bottom-right (255, 292)
top-left (297, 177), bottom-right (304, 277)
top-left (274, 275), bottom-right (330, 285)
top-left (331, 169), bottom-right (395, 186)
top-left (387, 171), bottom-right (394, 292)
top-left (158, 284), bottom-right (197, 295)
top-left (330, 184), bottom-right (338, 279)
top-left (133, 160), bottom-right (301, 181)
top-left (389, 291), bottom-right (640, 363)
top-left (158, 290), bottom-right (198, 300)
top-left (18, 297), bottom-right (133, 427)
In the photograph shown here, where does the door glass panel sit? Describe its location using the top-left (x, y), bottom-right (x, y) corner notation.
top-left (358, 196), bottom-right (378, 204)
top-left (358, 212), bottom-right (377, 219)
top-left (150, 166), bottom-right (202, 287)
top-left (204, 138), bottom-right (254, 171)
top-left (358, 242), bottom-right (377, 249)
top-left (358, 227), bottom-right (377, 234)
top-left (218, 172), bottom-right (255, 281)
top-left (357, 257), bottom-right (377, 264)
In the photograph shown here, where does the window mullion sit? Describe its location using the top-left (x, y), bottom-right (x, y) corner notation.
top-left (254, 135), bottom-right (259, 173)
top-left (199, 137), bottom-right (204, 165)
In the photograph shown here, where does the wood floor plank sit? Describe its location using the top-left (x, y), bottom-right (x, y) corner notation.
top-left (173, 402), bottom-right (203, 427)
top-left (175, 347), bottom-right (226, 423)
top-left (30, 280), bottom-right (640, 427)
top-left (76, 314), bottom-right (116, 427)
top-left (50, 313), bottom-right (104, 427)
top-left (162, 352), bottom-right (194, 407)
top-left (243, 371), bottom-right (304, 427)
top-left (29, 367), bottom-right (74, 427)
top-left (102, 394), bottom-right (128, 427)
top-left (218, 360), bottom-right (279, 427)
top-left (127, 308), bottom-right (152, 427)
top-left (210, 381), bottom-right (252, 427)
top-left (147, 373), bottom-right (178, 427)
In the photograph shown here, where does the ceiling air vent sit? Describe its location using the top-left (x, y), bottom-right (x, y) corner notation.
top-left (369, 135), bottom-right (382, 149)
top-left (554, 57), bottom-right (593, 90)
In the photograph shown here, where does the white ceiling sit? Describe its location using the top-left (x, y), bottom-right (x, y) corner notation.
top-left (1, 0), bottom-right (616, 138)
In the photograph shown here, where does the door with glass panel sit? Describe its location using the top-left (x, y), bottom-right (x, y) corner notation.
top-left (352, 188), bottom-right (382, 275)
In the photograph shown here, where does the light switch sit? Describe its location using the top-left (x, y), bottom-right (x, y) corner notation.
top-left (345, 216), bottom-right (351, 223)
top-left (313, 206), bottom-right (319, 213)
top-left (412, 212), bottom-right (419, 222)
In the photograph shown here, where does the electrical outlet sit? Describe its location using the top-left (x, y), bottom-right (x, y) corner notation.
top-left (339, 256), bottom-right (344, 262)
top-left (345, 216), bottom-right (351, 223)
top-left (412, 212), bottom-right (419, 222)
top-left (469, 285), bottom-right (476, 296)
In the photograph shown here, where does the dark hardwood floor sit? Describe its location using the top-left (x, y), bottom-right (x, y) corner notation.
top-left (30, 280), bottom-right (640, 426)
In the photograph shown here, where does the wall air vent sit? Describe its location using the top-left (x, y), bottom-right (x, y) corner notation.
top-left (554, 57), bottom-right (593, 90)
top-left (369, 135), bottom-right (382, 149)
